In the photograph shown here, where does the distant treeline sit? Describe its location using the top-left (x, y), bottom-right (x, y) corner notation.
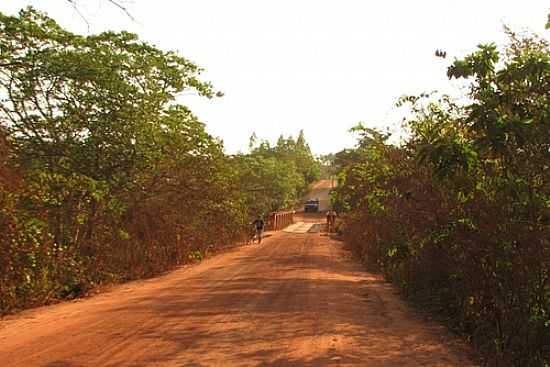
top-left (332, 27), bottom-right (549, 365)
top-left (0, 8), bottom-right (320, 314)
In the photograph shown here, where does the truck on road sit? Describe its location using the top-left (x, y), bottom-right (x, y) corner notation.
top-left (304, 198), bottom-right (320, 213)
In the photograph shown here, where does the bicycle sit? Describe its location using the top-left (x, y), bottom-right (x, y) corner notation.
top-left (250, 217), bottom-right (265, 244)
top-left (247, 226), bottom-right (263, 244)
top-left (244, 225), bottom-right (260, 244)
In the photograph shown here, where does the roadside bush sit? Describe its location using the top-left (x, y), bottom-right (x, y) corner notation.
top-left (334, 29), bottom-right (549, 366)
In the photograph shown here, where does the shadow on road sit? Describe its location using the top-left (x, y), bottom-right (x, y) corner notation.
top-left (92, 238), bottom-right (467, 367)
top-left (1, 223), bottom-right (474, 367)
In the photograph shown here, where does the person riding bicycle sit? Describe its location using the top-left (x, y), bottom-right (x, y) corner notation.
top-left (251, 216), bottom-right (265, 244)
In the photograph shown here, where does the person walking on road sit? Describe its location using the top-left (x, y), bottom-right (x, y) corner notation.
top-left (251, 217), bottom-right (265, 244)
top-left (326, 210), bottom-right (337, 233)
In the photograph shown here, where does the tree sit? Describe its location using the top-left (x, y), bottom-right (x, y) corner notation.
top-left (334, 24), bottom-right (550, 365)
top-left (0, 7), bottom-right (239, 312)
top-left (0, 7), bottom-right (218, 242)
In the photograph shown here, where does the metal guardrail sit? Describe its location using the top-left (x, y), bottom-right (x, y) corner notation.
top-left (267, 211), bottom-right (295, 231)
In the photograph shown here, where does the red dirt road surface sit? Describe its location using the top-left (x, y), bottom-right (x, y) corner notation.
top-left (0, 182), bottom-right (476, 367)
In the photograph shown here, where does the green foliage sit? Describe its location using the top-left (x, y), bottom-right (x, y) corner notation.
top-left (335, 27), bottom-right (549, 366)
top-left (0, 7), bottom-right (312, 314)
top-left (236, 130), bottom-right (320, 219)
top-left (0, 7), bottom-right (318, 314)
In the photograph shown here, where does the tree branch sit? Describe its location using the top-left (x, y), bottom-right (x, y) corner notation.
top-left (66, 0), bottom-right (90, 31)
top-left (66, 0), bottom-right (135, 25)
top-left (106, 0), bottom-right (135, 21)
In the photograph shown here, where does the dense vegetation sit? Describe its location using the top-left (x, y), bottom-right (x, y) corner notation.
top-left (0, 8), bottom-right (319, 314)
top-left (237, 131), bottom-right (320, 217)
top-left (333, 27), bottom-right (549, 366)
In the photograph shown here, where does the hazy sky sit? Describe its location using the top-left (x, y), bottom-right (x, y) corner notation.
top-left (2, 1), bottom-right (548, 154)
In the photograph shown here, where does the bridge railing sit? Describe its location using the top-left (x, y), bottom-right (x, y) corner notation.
top-left (267, 211), bottom-right (295, 231)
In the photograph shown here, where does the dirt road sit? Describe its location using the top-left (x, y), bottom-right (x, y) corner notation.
top-left (0, 237), bottom-right (474, 366)
top-left (0, 181), bottom-right (475, 366)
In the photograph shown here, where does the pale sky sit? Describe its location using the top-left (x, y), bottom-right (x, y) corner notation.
top-left (2, 1), bottom-right (548, 155)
